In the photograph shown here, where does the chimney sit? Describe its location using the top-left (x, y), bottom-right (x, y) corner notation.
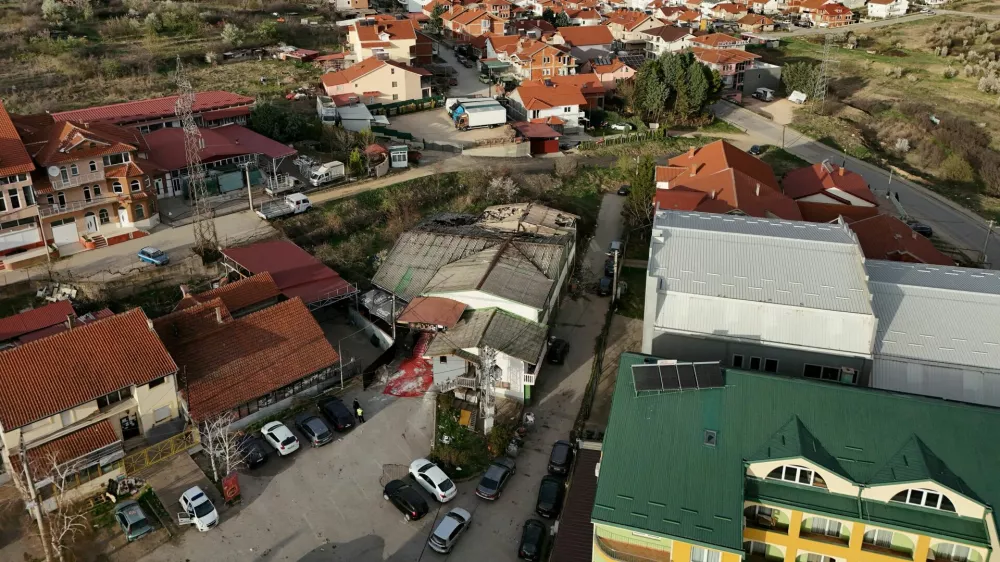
top-left (755, 183), bottom-right (760, 196)
top-left (838, 166), bottom-right (845, 176)
top-left (711, 190), bottom-right (716, 199)
top-left (65, 314), bottom-right (74, 330)
top-left (179, 284), bottom-right (190, 297)
top-left (215, 306), bottom-right (224, 324)
top-left (687, 146), bottom-right (696, 159)
top-left (689, 164), bottom-right (697, 177)
top-left (912, 230), bottom-right (918, 240)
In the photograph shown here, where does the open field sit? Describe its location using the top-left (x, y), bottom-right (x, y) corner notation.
top-left (948, 0), bottom-right (1000, 14)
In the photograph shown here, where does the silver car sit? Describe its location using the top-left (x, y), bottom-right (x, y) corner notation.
top-left (428, 507), bottom-right (472, 554)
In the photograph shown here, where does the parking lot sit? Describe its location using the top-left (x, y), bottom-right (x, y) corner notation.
top-left (139, 195), bottom-right (624, 562)
top-left (435, 43), bottom-right (491, 98)
top-left (388, 110), bottom-right (513, 146)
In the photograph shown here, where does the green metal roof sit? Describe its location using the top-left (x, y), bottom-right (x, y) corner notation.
top-left (592, 353), bottom-right (1000, 552)
top-left (868, 436), bottom-right (980, 502)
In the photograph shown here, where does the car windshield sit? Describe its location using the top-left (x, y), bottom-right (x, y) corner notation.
top-left (281, 436), bottom-right (297, 446)
top-left (552, 445), bottom-right (569, 462)
top-left (192, 500), bottom-right (214, 518)
top-left (148, 250), bottom-right (163, 257)
top-left (306, 419), bottom-right (327, 434)
top-left (480, 475), bottom-right (498, 489)
top-left (417, 462), bottom-right (434, 472)
top-left (439, 479), bottom-right (455, 492)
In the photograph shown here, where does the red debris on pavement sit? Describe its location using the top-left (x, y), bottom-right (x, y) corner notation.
top-left (383, 333), bottom-right (434, 397)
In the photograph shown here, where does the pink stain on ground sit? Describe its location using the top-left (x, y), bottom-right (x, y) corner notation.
top-left (384, 332), bottom-right (434, 397)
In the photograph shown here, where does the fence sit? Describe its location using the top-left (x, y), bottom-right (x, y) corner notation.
top-left (371, 125), bottom-right (415, 141)
top-left (122, 428), bottom-right (199, 475)
top-left (579, 128), bottom-right (668, 151)
top-left (369, 95), bottom-right (445, 117)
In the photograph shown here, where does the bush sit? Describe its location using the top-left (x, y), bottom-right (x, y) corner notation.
top-left (939, 153), bottom-right (976, 183)
top-left (943, 67), bottom-right (958, 78)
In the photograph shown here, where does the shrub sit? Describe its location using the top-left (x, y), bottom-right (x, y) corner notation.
top-left (906, 74), bottom-right (918, 82)
top-left (978, 75), bottom-right (1000, 94)
top-left (943, 67), bottom-right (958, 78)
top-left (939, 153), bottom-right (976, 183)
top-left (894, 138), bottom-right (910, 153)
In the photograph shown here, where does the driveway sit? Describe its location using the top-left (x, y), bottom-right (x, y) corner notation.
top-left (434, 43), bottom-right (491, 98)
top-left (389, 111), bottom-right (512, 146)
top-left (137, 194), bottom-right (624, 562)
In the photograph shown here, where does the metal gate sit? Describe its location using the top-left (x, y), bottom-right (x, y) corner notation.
top-left (122, 428), bottom-right (199, 475)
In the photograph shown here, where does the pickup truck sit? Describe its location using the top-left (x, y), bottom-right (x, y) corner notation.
top-left (256, 193), bottom-right (311, 220)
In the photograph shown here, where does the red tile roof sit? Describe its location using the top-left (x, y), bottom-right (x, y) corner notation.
top-left (557, 25), bottom-right (614, 46)
top-left (29, 121), bottom-right (145, 166)
top-left (0, 300), bottom-right (74, 343)
top-left (849, 214), bottom-right (954, 266)
top-left (738, 13), bottom-right (774, 25)
top-left (202, 106), bottom-right (251, 121)
top-left (691, 32), bottom-right (744, 48)
top-left (818, 2), bottom-right (852, 15)
top-left (713, 2), bottom-right (746, 13)
top-left (514, 84), bottom-right (588, 110)
top-left (643, 25), bottom-right (693, 42)
top-left (173, 298), bottom-right (339, 421)
top-left (51, 91), bottom-right (254, 126)
top-left (353, 18), bottom-right (418, 42)
top-left (175, 272), bottom-right (282, 314)
top-left (0, 100), bottom-right (34, 177)
top-left (513, 121), bottom-right (562, 139)
top-left (0, 308), bottom-right (177, 429)
top-left (13, 420), bottom-right (120, 475)
top-left (605, 9), bottom-right (651, 31)
top-left (798, 200), bottom-right (879, 223)
top-left (782, 162), bottom-right (876, 205)
top-left (525, 74), bottom-right (605, 95)
top-left (397, 297), bottom-right (468, 328)
top-left (692, 47), bottom-right (760, 65)
top-left (144, 125), bottom-right (295, 171)
top-left (222, 240), bottom-right (355, 305)
top-left (321, 57), bottom-right (426, 88)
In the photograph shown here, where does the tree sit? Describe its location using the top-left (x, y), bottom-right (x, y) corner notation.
top-left (144, 12), bottom-right (163, 34)
top-left (624, 155), bottom-right (656, 226)
top-left (634, 60), bottom-right (669, 122)
top-left (254, 20), bottom-right (278, 42)
top-left (198, 412), bottom-right (248, 483)
top-left (541, 8), bottom-right (555, 24)
top-left (348, 147), bottom-right (365, 177)
top-left (781, 62), bottom-right (820, 96)
top-left (487, 176), bottom-right (519, 203)
top-left (249, 102), bottom-right (318, 144)
top-left (41, 0), bottom-right (68, 23)
top-left (426, 4), bottom-right (446, 35)
top-left (553, 11), bottom-right (570, 27)
top-left (684, 61), bottom-right (711, 118)
top-left (221, 22), bottom-right (245, 47)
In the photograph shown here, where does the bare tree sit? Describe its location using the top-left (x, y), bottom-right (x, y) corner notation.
top-left (487, 176), bottom-right (519, 203)
top-left (39, 452), bottom-right (89, 562)
top-left (199, 412), bottom-right (249, 483)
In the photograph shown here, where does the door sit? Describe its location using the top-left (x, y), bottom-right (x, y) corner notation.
top-left (84, 213), bottom-right (98, 233)
top-left (51, 222), bottom-right (78, 246)
top-left (120, 412), bottom-right (140, 440)
top-left (118, 207), bottom-right (131, 226)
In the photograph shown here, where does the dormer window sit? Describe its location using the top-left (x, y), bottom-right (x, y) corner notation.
top-left (890, 488), bottom-right (956, 512)
top-left (766, 465), bottom-right (827, 488)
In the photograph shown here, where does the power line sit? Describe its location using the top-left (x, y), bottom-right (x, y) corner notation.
top-left (174, 57), bottom-right (218, 258)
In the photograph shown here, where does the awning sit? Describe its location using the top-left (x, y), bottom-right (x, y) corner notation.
top-left (481, 59), bottom-right (512, 70)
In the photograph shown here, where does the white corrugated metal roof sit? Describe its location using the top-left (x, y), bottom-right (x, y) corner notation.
top-left (650, 211), bottom-right (872, 315)
top-left (868, 261), bottom-right (1000, 370)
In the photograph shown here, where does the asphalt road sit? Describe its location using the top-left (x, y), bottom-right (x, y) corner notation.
top-left (712, 102), bottom-right (1000, 266)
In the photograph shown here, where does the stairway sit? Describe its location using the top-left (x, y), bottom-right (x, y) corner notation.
top-left (91, 234), bottom-right (107, 249)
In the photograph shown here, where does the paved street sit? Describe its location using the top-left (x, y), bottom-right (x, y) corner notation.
top-left (433, 42), bottom-right (492, 99)
top-left (713, 102), bottom-right (1000, 266)
top-left (137, 194), bottom-right (623, 562)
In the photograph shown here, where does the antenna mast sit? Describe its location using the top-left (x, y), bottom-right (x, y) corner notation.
top-left (478, 345), bottom-right (498, 434)
top-left (174, 57), bottom-right (218, 257)
top-left (814, 33), bottom-right (839, 114)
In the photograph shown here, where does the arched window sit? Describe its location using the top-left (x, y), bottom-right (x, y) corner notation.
top-left (89, 161), bottom-right (97, 172)
top-left (934, 543), bottom-right (972, 562)
top-left (112, 181), bottom-right (122, 194)
top-left (70, 164), bottom-right (78, 176)
top-left (134, 204), bottom-right (145, 220)
top-left (890, 489), bottom-right (956, 512)
top-left (99, 209), bottom-right (110, 224)
top-left (130, 180), bottom-right (140, 192)
top-left (766, 465), bottom-right (827, 488)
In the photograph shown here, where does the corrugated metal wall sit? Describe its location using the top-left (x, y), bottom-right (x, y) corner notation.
top-left (871, 358), bottom-right (1000, 407)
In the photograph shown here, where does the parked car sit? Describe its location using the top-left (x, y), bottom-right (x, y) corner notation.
top-left (237, 434), bottom-right (269, 469)
top-left (546, 338), bottom-right (570, 365)
top-left (608, 240), bottom-right (623, 255)
top-left (604, 258), bottom-right (616, 278)
top-left (383, 479), bottom-right (429, 521)
top-left (476, 457), bottom-right (516, 500)
top-left (597, 276), bottom-right (613, 297)
top-left (137, 247), bottom-right (169, 266)
top-left (478, 74), bottom-right (491, 84)
top-left (461, 58), bottom-right (476, 68)
top-left (749, 145), bottom-right (763, 156)
top-left (178, 486), bottom-right (219, 531)
top-left (409, 458), bottom-right (457, 502)
top-left (294, 413), bottom-right (334, 447)
top-left (559, 140), bottom-right (580, 151)
top-left (428, 507), bottom-right (472, 553)
top-left (261, 421), bottom-right (300, 456)
top-left (449, 77), bottom-right (458, 87)
top-left (609, 122), bottom-right (631, 131)
top-left (115, 500), bottom-right (154, 542)
top-left (535, 475), bottom-right (565, 518)
top-left (518, 519), bottom-right (548, 561)
top-left (907, 220), bottom-right (933, 237)
top-left (318, 398), bottom-right (355, 431)
top-left (548, 440), bottom-right (574, 475)
top-left (617, 184), bottom-right (630, 196)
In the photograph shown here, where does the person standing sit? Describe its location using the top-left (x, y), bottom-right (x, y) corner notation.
top-left (353, 398), bottom-right (361, 415)
top-left (355, 404), bottom-right (365, 424)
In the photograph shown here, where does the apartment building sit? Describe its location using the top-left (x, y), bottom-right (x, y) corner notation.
top-left (486, 36), bottom-right (577, 79)
top-left (594, 352), bottom-right (1000, 562)
top-left (483, 0), bottom-right (514, 19)
top-left (0, 100), bottom-right (42, 268)
top-left (348, 16), bottom-right (434, 66)
top-left (510, 82), bottom-right (588, 129)
top-left (15, 116), bottom-right (162, 252)
top-left (641, 24), bottom-right (695, 58)
top-left (585, 57), bottom-right (637, 90)
top-left (692, 47), bottom-right (761, 93)
top-left (0, 309), bottom-right (178, 505)
top-left (320, 57), bottom-right (432, 104)
top-left (443, 6), bottom-right (506, 39)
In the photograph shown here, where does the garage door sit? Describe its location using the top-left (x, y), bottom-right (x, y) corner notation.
top-left (52, 221), bottom-right (78, 246)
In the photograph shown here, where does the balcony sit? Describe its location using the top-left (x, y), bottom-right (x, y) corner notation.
top-left (595, 535), bottom-right (671, 562)
top-left (745, 513), bottom-right (789, 534)
top-left (38, 196), bottom-right (118, 218)
top-left (436, 376), bottom-right (478, 393)
top-left (862, 543), bottom-right (914, 560)
top-left (51, 170), bottom-right (105, 190)
top-left (800, 530), bottom-right (850, 547)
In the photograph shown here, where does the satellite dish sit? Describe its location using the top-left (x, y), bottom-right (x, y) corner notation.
top-left (47, 166), bottom-right (60, 177)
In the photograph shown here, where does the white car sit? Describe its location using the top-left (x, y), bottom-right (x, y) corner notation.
top-left (409, 458), bottom-right (457, 502)
top-left (609, 122), bottom-right (631, 131)
top-left (178, 486), bottom-right (219, 532)
top-left (261, 421), bottom-right (300, 456)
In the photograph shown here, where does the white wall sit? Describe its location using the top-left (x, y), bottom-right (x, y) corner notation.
top-left (422, 290), bottom-right (542, 323)
top-left (0, 226), bottom-right (40, 252)
top-left (861, 481), bottom-right (985, 520)
top-left (528, 104), bottom-right (583, 128)
top-left (348, 306), bottom-right (394, 350)
top-left (872, 357), bottom-right (1000, 408)
top-left (431, 354), bottom-right (468, 386)
top-left (134, 374), bottom-right (179, 435)
top-left (797, 190), bottom-right (875, 207)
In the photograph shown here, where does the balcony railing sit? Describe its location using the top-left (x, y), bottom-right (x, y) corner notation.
top-left (524, 373), bottom-right (536, 385)
top-left (595, 535), bottom-right (671, 562)
top-left (745, 514), bottom-right (789, 534)
top-left (800, 530), bottom-right (849, 546)
top-left (862, 543), bottom-right (914, 560)
top-left (51, 170), bottom-right (105, 190)
top-left (38, 196), bottom-right (118, 217)
top-left (436, 376), bottom-right (478, 393)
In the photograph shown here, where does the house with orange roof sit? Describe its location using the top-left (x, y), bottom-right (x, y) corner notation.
top-left (810, 1), bottom-right (853, 26)
top-left (737, 13), bottom-right (775, 31)
top-left (482, 0), bottom-right (513, 19)
top-left (690, 32), bottom-right (748, 49)
top-left (348, 17), bottom-right (434, 66)
top-left (656, 6), bottom-right (688, 20)
top-left (320, 57), bottom-right (432, 104)
top-left (654, 140), bottom-right (802, 220)
top-left (782, 162), bottom-right (877, 208)
top-left (691, 47), bottom-right (760, 93)
top-left (0, 100), bottom-right (41, 264)
top-left (505, 18), bottom-right (556, 39)
top-left (583, 57), bottom-right (637, 90)
top-left (509, 82), bottom-right (588, 131)
top-left (640, 24), bottom-right (695, 58)
top-left (605, 9), bottom-right (660, 43)
top-left (867, 0), bottom-right (907, 18)
top-left (524, 73), bottom-right (606, 110)
top-left (553, 25), bottom-right (615, 61)
top-left (333, 0), bottom-right (369, 10)
top-left (445, 6), bottom-right (505, 39)
top-left (566, 8), bottom-right (602, 24)
top-left (486, 36), bottom-right (577, 80)
top-left (847, 214), bottom-right (954, 266)
top-left (710, 1), bottom-right (749, 19)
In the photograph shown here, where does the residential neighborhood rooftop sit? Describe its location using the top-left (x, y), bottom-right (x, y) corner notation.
top-left (49, 91), bottom-right (254, 126)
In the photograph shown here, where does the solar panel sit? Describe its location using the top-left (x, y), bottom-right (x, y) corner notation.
top-left (677, 364), bottom-right (697, 390)
top-left (659, 364), bottom-right (681, 390)
top-left (632, 362), bottom-right (724, 393)
top-left (632, 364), bottom-right (662, 392)
top-left (694, 363), bottom-right (724, 389)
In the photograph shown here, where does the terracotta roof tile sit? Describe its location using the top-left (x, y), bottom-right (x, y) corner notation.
top-left (738, 14), bottom-right (774, 25)
top-left (50, 91), bottom-right (254, 126)
top-left (0, 308), bottom-right (177, 429)
top-left (691, 32), bottom-right (744, 48)
top-left (798, 201), bottom-right (880, 223)
top-left (12, 420), bottom-right (120, 475)
top-left (557, 25), bottom-right (614, 46)
top-left (606, 9), bottom-right (651, 30)
top-left (172, 298), bottom-right (339, 421)
top-left (0, 300), bottom-right (74, 342)
top-left (783, 162), bottom-right (876, 204)
top-left (154, 298), bottom-right (233, 350)
top-left (849, 214), bottom-right (954, 266)
top-left (354, 18), bottom-right (418, 41)
top-left (514, 84), bottom-right (587, 110)
top-left (398, 296), bottom-right (468, 328)
top-left (30, 121), bottom-right (145, 167)
top-left (0, 100), bottom-right (34, 177)
top-left (175, 272), bottom-right (282, 314)
top-left (691, 47), bottom-right (760, 64)
top-left (643, 25), bottom-right (693, 42)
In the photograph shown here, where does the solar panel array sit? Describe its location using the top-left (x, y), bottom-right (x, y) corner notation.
top-left (631, 362), bottom-right (724, 393)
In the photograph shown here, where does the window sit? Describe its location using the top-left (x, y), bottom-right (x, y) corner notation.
top-left (766, 465), bottom-right (827, 488)
top-left (70, 164), bottom-right (79, 176)
top-left (57, 192), bottom-right (65, 207)
top-left (890, 489), bottom-right (956, 512)
top-left (806, 516), bottom-right (842, 537)
top-left (96, 387), bottom-right (132, 410)
top-left (46, 194), bottom-right (54, 205)
top-left (864, 529), bottom-right (894, 549)
top-left (134, 204), bottom-right (144, 220)
top-left (60, 167), bottom-right (68, 182)
top-left (804, 364), bottom-right (841, 381)
top-left (89, 161), bottom-right (97, 172)
top-left (93, 185), bottom-right (101, 196)
top-left (84, 187), bottom-right (91, 202)
top-left (935, 544), bottom-right (971, 562)
top-left (148, 376), bottom-right (165, 389)
top-left (392, 94), bottom-right (399, 101)
top-left (113, 181), bottom-right (123, 194)
top-left (749, 356), bottom-right (762, 370)
top-left (99, 209), bottom-right (110, 224)
top-left (8, 189), bottom-right (19, 210)
top-left (392, 81), bottom-right (398, 88)
top-left (543, 56), bottom-right (551, 63)
top-left (440, 356), bottom-right (448, 363)
top-left (0, 196), bottom-right (5, 213)
top-left (745, 541), bottom-right (767, 556)
top-left (102, 153), bottom-right (130, 166)
top-left (543, 68), bottom-right (551, 76)
top-left (806, 555), bottom-right (836, 562)
top-left (130, 180), bottom-right (140, 192)
top-left (691, 546), bottom-right (721, 562)
top-left (763, 359), bottom-right (778, 373)
top-left (23, 186), bottom-right (34, 206)
top-left (564, 106), bottom-right (572, 112)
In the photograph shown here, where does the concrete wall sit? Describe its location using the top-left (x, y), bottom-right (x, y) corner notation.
top-left (462, 142), bottom-right (530, 158)
top-left (431, 353), bottom-right (469, 387)
top-left (348, 306), bottom-right (394, 350)
top-left (742, 62), bottom-right (782, 97)
top-left (134, 374), bottom-right (180, 436)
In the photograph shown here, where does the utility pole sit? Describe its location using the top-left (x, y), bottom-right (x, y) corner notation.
top-left (241, 163), bottom-right (254, 212)
top-left (175, 57), bottom-right (218, 258)
top-left (781, 125), bottom-right (785, 149)
top-left (18, 437), bottom-right (54, 562)
top-left (814, 34), bottom-right (839, 114)
top-left (982, 220), bottom-right (995, 265)
top-left (611, 247), bottom-right (620, 305)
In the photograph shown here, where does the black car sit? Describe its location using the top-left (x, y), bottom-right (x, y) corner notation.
top-left (518, 519), bottom-right (547, 561)
top-left (617, 184), bottom-right (630, 196)
top-left (907, 220), bottom-right (933, 238)
top-left (597, 276), bottom-right (613, 297)
top-left (237, 434), bottom-right (269, 469)
top-left (546, 338), bottom-right (570, 365)
top-left (318, 398), bottom-right (355, 431)
top-left (384, 479), bottom-right (429, 521)
top-left (749, 145), bottom-right (762, 156)
top-left (535, 476), bottom-right (565, 518)
top-left (548, 440), bottom-right (574, 475)
top-left (294, 413), bottom-right (334, 447)
top-left (461, 58), bottom-right (476, 68)
top-left (559, 140), bottom-right (580, 151)
top-left (604, 258), bottom-right (616, 278)
top-left (476, 457), bottom-right (516, 500)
